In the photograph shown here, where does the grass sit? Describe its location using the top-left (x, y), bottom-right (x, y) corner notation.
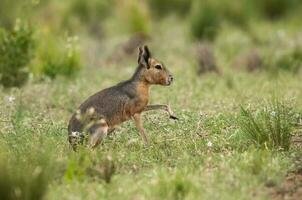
top-left (0, 18), bottom-right (302, 200)
top-left (237, 99), bottom-right (296, 151)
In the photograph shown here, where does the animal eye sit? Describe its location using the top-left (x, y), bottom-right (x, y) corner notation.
top-left (155, 64), bottom-right (162, 70)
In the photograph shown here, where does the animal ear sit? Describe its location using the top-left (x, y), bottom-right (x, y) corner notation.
top-left (138, 46), bottom-right (143, 63)
top-left (138, 45), bottom-right (151, 68)
top-left (143, 45), bottom-right (151, 59)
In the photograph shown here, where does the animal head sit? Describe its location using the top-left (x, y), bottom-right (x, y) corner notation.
top-left (137, 45), bottom-right (173, 86)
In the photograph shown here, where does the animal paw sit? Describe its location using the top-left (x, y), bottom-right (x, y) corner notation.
top-left (170, 115), bottom-right (179, 120)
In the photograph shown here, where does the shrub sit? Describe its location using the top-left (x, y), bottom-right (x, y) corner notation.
top-left (195, 42), bottom-right (220, 75)
top-left (127, 1), bottom-right (151, 35)
top-left (253, 0), bottom-right (295, 20)
top-left (237, 99), bottom-right (296, 151)
top-left (114, 0), bottom-right (151, 36)
top-left (0, 145), bottom-right (51, 200)
top-left (0, 164), bottom-right (49, 200)
top-left (65, 0), bottom-right (113, 36)
top-left (0, 20), bottom-right (35, 87)
top-left (274, 47), bottom-right (302, 73)
top-left (0, 0), bottom-right (25, 28)
top-left (68, 0), bottom-right (112, 23)
top-left (188, 0), bottom-right (299, 41)
top-left (189, 0), bottom-right (220, 41)
top-left (148, 0), bottom-right (192, 18)
top-left (218, 0), bottom-right (254, 27)
top-left (64, 152), bottom-right (115, 184)
top-left (36, 34), bottom-right (82, 79)
top-left (189, 0), bottom-right (257, 41)
top-left (153, 169), bottom-right (193, 200)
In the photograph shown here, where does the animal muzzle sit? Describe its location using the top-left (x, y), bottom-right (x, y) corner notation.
top-left (167, 75), bottom-right (174, 85)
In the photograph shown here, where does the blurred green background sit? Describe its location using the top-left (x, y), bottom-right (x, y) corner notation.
top-left (1, 1), bottom-right (302, 200)
top-left (1, 0), bottom-right (302, 87)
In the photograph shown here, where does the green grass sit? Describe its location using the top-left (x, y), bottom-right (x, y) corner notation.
top-left (0, 18), bottom-right (302, 200)
top-left (237, 99), bottom-right (296, 151)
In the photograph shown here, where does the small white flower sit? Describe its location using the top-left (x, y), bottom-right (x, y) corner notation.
top-left (207, 141), bottom-right (213, 147)
top-left (8, 96), bottom-right (16, 103)
top-left (271, 111), bottom-right (276, 117)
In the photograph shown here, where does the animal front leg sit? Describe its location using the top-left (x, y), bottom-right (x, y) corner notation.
top-left (133, 113), bottom-right (148, 143)
top-left (143, 104), bottom-right (178, 120)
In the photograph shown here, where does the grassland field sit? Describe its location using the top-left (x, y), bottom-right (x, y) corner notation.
top-left (0, 18), bottom-right (302, 200)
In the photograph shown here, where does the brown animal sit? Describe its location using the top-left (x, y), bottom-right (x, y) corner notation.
top-left (68, 45), bottom-right (178, 150)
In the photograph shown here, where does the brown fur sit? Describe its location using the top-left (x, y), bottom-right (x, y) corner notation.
top-left (68, 45), bottom-right (177, 150)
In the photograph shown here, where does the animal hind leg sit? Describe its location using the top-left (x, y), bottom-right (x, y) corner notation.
top-left (88, 119), bottom-right (109, 148)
